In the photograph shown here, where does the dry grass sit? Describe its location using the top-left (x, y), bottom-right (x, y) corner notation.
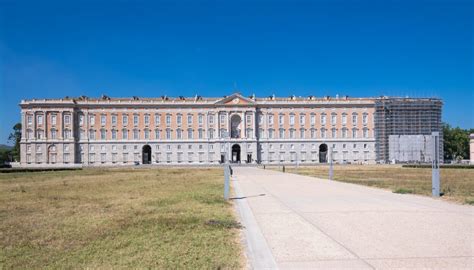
top-left (278, 165), bottom-right (474, 204)
top-left (0, 167), bottom-right (243, 269)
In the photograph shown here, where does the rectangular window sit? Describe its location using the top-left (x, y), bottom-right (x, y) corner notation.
top-left (123, 115), bottom-right (128, 125)
top-left (279, 129), bottom-right (284, 139)
top-left (363, 129), bottom-right (369, 138)
top-left (310, 115), bottom-right (315, 125)
top-left (155, 129), bottom-right (160, 139)
top-left (279, 115), bottom-right (284, 125)
top-left (331, 114), bottom-right (337, 125)
top-left (166, 129), bottom-right (171, 139)
top-left (51, 115), bottom-right (57, 125)
top-left (342, 114), bottom-right (347, 125)
top-left (363, 114), bottom-right (368, 124)
top-left (122, 129), bottom-right (128, 140)
top-left (134, 115), bottom-right (139, 125)
top-left (144, 114), bottom-right (150, 125)
top-left (89, 115), bottom-right (95, 125)
top-left (144, 129), bottom-right (150, 139)
top-left (352, 114), bottom-right (357, 125)
top-left (112, 115), bottom-right (117, 125)
top-left (51, 129), bottom-right (57, 139)
top-left (177, 115), bottom-right (182, 125)
top-left (198, 129), bottom-right (203, 139)
top-left (37, 115), bottom-right (43, 125)
top-left (166, 115), bottom-right (171, 125)
top-left (101, 115), bottom-right (106, 126)
top-left (209, 129), bottom-right (214, 139)
top-left (268, 129), bottom-right (274, 139)
top-left (112, 129), bottom-right (117, 139)
top-left (220, 114), bottom-right (225, 124)
top-left (89, 130), bottom-right (95, 140)
top-left (27, 115), bottom-right (32, 125)
top-left (79, 114), bottom-right (84, 125)
top-left (300, 114), bottom-right (305, 125)
top-left (290, 129), bottom-right (295, 139)
top-left (321, 114), bottom-right (326, 125)
top-left (246, 115), bottom-right (252, 124)
top-left (133, 129), bottom-right (139, 140)
top-left (101, 129), bottom-right (106, 140)
top-left (64, 115), bottom-right (71, 125)
top-left (198, 114), bottom-right (203, 125)
top-left (332, 129), bottom-right (337, 138)
top-left (289, 115), bottom-right (295, 125)
top-left (155, 114), bottom-right (160, 125)
top-left (209, 115), bottom-right (214, 124)
top-left (268, 115), bottom-right (274, 125)
top-left (187, 114), bottom-right (193, 125)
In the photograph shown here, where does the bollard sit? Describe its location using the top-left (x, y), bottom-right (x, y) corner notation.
top-left (283, 165), bottom-right (285, 173)
top-left (263, 165), bottom-right (266, 170)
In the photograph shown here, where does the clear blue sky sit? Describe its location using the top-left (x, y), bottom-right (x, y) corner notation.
top-left (0, 0), bottom-right (472, 145)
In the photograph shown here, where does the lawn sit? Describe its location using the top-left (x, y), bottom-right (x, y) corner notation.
top-left (0, 168), bottom-right (243, 269)
top-left (277, 165), bottom-right (474, 204)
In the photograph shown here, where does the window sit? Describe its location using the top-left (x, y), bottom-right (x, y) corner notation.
top-left (310, 114), bottom-right (316, 125)
top-left (246, 114), bottom-right (252, 124)
top-left (112, 115), bottom-right (117, 125)
top-left (279, 115), bottom-right (284, 125)
top-left (26, 129), bottom-right (33, 139)
top-left (144, 129), bottom-right (150, 139)
top-left (209, 129), bottom-right (214, 139)
top-left (209, 114), bottom-right (214, 124)
top-left (112, 129), bottom-right (117, 140)
top-left (352, 128), bottom-right (357, 138)
top-left (36, 129), bottom-right (44, 139)
top-left (166, 129), bottom-right (171, 139)
top-left (331, 114), bottom-right (337, 125)
top-left (51, 129), bottom-right (57, 139)
top-left (258, 128), bottom-right (264, 138)
top-left (166, 114), bottom-right (171, 125)
top-left (27, 115), bottom-right (32, 126)
top-left (101, 115), bottom-right (106, 126)
top-left (133, 115), bottom-right (139, 125)
top-left (198, 114), bottom-right (203, 125)
top-left (246, 128), bottom-right (253, 138)
top-left (37, 115), bottom-right (43, 125)
top-left (79, 114), bottom-right (84, 126)
top-left (321, 128), bottom-right (326, 138)
top-left (268, 129), bottom-right (274, 139)
top-left (279, 129), bottom-right (285, 139)
top-left (321, 114), bottom-right (326, 125)
top-left (290, 129), bottom-right (295, 139)
top-left (144, 114), bottom-right (150, 125)
top-left (123, 114), bottom-right (128, 125)
top-left (89, 129), bottom-right (95, 140)
top-left (268, 115), bottom-right (274, 125)
top-left (64, 115), bottom-right (71, 125)
top-left (100, 129), bottom-right (106, 140)
top-left (198, 129), bottom-right (203, 139)
top-left (187, 114), bottom-right (193, 125)
top-left (289, 115), bottom-right (295, 125)
top-left (51, 115), bottom-right (57, 125)
top-left (177, 129), bottom-right (182, 139)
top-left (342, 128), bottom-right (347, 138)
top-left (187, 129), bottom-right (193, 139)
top-left (311, 128), bottom-right (316, 138)
top-left (331, 128), bottom-right (337, 138)
top-left (155, 129), bottom-right (160, 139)
top-left (300, 128), bottom-right (305, 139)
top-left (342, 114), bottom-right (347, 125)
top-left (36, 145), bottom-right (42, 152)
top-left (352, 114), bottom-right (358, 125)
top-left (363, 113), bottom-right (368, 125)
top-left (122, 129), bottom-right (128, 140)
top-left (133, 129), bottom-right (139, 140)
top-left (299, 114), bottom-right (305, 125)
top-left (155, 114), bottom-right (161, 125)
top-left (363, 128), bottom-right (369, 138)
top-left (258, 114), bottom-right (264, 124)
top-left (177, 114), bottom-right (182, 125)
top-left (26, 145), bottom-right (31, 153)
top-left (89, 115), bottom-right (95, 125)
top-left (64, 129), bottom-right (71, 139)
top-left (80, 129), bottom-right (85, 140)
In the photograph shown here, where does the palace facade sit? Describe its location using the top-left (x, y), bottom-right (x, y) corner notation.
top-left (19, 93), bottom-right (443, 166)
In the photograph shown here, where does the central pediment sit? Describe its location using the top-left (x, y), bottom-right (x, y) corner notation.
top-left (214, 93), bottom-right (255, 106)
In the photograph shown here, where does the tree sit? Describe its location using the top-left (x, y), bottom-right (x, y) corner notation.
top-left (443, 123), bottom-right (471, 161)
top-left (8, 123), bottom-right (21, 162)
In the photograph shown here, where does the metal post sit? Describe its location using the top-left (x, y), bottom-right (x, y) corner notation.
top-left (432, 132), bottom-right (440, 197)
top-left (329, 146), bottom-right (333, 180)
top-left (223, 131), bottom-right (230, 201)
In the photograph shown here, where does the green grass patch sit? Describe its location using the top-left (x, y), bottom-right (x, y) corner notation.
top-left (393, 188), bottom-right (414, 194)
top-left (0, 167), bottom-right (243, 269)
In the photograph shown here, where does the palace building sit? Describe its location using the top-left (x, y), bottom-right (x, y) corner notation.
top-left (19, 93), bottom-right (443, 166)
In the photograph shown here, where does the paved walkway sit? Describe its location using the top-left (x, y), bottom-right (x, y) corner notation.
top-left (232, 167), bottom-right (473, 269)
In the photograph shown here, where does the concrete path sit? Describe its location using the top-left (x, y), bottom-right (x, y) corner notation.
top-left (232, 167), bottom-right (474, 269)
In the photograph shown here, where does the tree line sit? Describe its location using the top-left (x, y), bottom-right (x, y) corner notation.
top-left (0, 122), bottom-right (472, 164)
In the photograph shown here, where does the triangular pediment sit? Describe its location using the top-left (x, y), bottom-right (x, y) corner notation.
top-left (215, 93), bottom-right (255, 105)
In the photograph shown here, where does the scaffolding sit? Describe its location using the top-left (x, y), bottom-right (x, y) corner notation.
top-left (374, 97), bottom-right (443, 163)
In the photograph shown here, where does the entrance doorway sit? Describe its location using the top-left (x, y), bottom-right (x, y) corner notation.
top-left (319, 144), bottom-right (328, 163)
top-left (247, 153), bottom-right (252, 163)
top-left (231, 144), bottom-right (241, 163)
top-left (142, 145), bottom-right (151, 164)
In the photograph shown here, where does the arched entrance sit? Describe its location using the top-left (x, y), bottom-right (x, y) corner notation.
top-left (231, 144), bottom-right (241, 163)
top-left (142, 145), bottom-right (151, 164)
top-left (230, 114), bottom-right (242, 138)
top-left (319, 144), bottom-right (328, 163)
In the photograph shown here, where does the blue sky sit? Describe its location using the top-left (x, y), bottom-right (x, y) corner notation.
top-left (0, 0), bottom-right (472, 145)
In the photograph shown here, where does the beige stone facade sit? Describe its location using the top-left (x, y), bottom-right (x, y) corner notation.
top-left (19, 93), bottom-right (441, 166)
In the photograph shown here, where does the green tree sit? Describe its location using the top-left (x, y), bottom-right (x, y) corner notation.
top-left (443, 123), bottom-right (471, 161)
top-left (8, 123), bottom-right (21, 162)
